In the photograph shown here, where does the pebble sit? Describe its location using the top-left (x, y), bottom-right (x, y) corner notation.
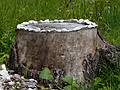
top-left (8, 81), bottom-right (15, 86)
top-left (0, 70), bottom-right (10, 80)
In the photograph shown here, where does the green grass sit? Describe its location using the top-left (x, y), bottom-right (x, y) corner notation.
top-left (0, 0), bottom-right (120, 89)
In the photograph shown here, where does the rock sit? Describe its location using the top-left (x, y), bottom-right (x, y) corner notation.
top-left (29, 79), bottom-right (37, 83)
top-left (8, 70), bottom-right (14, 74)
top-left (8, 81), bottom-right (15, 86)
top-left (0, 64), bottom-right (6, 70)
top-left (12, 74), bottom-right (21, 81)
top-left (0, 64), bottom-right (38, 90)
top-left (0, 82), bottom-right (4, 90)
top-left (28, 88), bottom-right (37, 90)
top-left (0, 70), bottom-right (10, 80)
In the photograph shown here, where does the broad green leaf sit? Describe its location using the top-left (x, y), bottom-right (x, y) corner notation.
top-left (64, 85), bottom-right (77, 90)
top-left (62, 76), bottom-right (73, 85)
top-left (72, 80), bottom-right (79, 88)
top-left (39, 67), bottom-right (54, 80)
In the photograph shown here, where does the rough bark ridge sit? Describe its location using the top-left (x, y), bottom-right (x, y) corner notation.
top-left (7, 19), bottom-right (120, 83)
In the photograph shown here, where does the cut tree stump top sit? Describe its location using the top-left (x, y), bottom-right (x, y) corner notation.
top-left (17, 19), bottom-right (97, 32)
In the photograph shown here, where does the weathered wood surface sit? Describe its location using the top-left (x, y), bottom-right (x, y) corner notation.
top-left (8, 19), bottom-right (117, 83)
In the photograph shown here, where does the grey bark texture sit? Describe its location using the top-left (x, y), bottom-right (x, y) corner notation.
top-left (8, 19), bottom-right (120, 83)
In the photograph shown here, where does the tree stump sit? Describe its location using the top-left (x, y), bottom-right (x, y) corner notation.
top-left (8, 19), bottom-right (109, 83)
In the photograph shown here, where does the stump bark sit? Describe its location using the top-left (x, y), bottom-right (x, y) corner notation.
top-left (8, 19), bottom-right (112, 83)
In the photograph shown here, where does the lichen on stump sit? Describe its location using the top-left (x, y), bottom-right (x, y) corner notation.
top-left (8, 19), bottom-right (104, 83)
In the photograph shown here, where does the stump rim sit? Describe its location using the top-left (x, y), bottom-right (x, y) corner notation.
top-left (17, 19), bottom-right (98, 33)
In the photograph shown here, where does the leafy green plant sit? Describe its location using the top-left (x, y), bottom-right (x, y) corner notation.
top-left (93, 77), bottom-right (105, 89)
top-left (39, 67), bottom-right (54, 81)
top-left (62, 76), bottom-right (79, 90)
top-left (98, 86), bottom-right (112, 90)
